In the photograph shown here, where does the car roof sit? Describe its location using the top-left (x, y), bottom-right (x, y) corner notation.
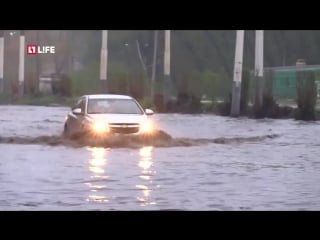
top-left (82, 94), bottom-right (134, 100)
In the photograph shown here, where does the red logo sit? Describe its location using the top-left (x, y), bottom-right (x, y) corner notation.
top-left (26, 45), bottom-right (55, 55)
top-left (27, 44), bottom-right (38, 55)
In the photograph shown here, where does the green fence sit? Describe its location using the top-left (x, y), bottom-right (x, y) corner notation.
top-left (250, 65), bottom-right (320, 100)
top-left (273, 69), bottom-right (297, 98)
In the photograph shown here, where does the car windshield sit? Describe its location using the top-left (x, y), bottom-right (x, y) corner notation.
top-left (87, 98), bottom-right (144, 114)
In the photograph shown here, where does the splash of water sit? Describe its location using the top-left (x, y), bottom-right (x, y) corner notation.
top-left (0, 130), bottom-right (280, 148)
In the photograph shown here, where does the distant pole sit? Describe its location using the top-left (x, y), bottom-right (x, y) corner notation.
top-left (36, 30), bottom-right (40, 93)
top-left (163, 30), bottom-right (171, 105)
top-left (230, 30), bottom-right (244, 117)
top-left (254, 30), bottom-right (264, 114)
top-left (151, 30), bottom-right (158, 99)
top-left (0, 30), bottom-right (4, 93)
top-left (100, 30), bottom-right (108, 93)
top-left (18, 30), bottom-right (25, 98)
top-left (124, 43), bottom-right (130, 94)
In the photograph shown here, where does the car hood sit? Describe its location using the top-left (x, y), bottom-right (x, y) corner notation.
top-left (86, 114), bottom-right (147, 124)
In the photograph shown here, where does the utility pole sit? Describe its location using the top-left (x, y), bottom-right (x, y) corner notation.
top-left (124, 42), bottom-right (130, 95)
top-left (163, 30), bottom-right (171, 105)
top-left (151, 30), bottom-right (158, 99)
top-left (230, 30), bottom-right (245, 117)
top-left (18, 30), bottom-right (25, 98)
top-left (100, 30), bottom-right (108, 93)
top-left (0, 30), bottom-right (4, 94)
top-left (254, 30), bottom-right (264, 115)
top-left (36, 30), bottom-right (40, 93)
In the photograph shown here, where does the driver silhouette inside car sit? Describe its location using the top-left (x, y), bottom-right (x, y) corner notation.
top-left (90, 101), bottom-right (114, 114)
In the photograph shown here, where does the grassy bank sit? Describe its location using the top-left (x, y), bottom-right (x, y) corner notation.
top-left (1, 93), bottom-right (320, 120)
top-left (0, 94), bottom-right (156, 109)
top-left (0, 94), bottom-right (78, 107)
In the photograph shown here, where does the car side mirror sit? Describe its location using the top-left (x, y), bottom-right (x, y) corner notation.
top-left (72, 108), bottom-right (82, 115)
top-left (145, 109), bottom-right (154, 116)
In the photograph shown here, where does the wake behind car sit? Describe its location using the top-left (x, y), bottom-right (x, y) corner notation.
top-left (63, 94), bottom-right (155, 138)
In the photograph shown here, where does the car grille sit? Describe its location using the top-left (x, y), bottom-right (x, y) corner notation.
top-left (109, 123), bottom-right (140, 134)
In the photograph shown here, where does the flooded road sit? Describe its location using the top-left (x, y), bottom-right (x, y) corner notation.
top-left (1, 105), bottom-right (320, 210)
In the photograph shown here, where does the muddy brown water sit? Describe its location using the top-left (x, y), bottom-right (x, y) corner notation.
top-left (0, 105), bottom-right (320, 210)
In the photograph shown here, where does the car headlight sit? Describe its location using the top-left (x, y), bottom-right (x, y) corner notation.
top-left (140, 119), bottom-right (154, 134)
top-left (91, 121), bottom-right (109, 134)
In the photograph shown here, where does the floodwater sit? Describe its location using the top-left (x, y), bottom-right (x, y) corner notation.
top-left (0, 105), bottom-right (320, 210)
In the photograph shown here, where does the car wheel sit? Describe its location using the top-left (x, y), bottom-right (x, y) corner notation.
top-left (63, 123), bottom-right (71, 138)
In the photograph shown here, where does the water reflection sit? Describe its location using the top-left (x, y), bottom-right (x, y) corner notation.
top-left (86, 147), bottom-right (109, 203)
top-left (136, 146), bottom-right (156, 206)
